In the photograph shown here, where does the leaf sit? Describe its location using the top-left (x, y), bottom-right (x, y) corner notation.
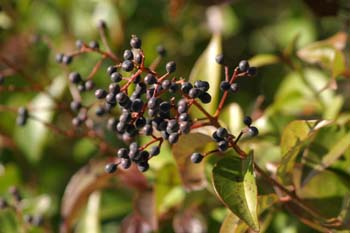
top-left (14, 76), bottom-right (66, 162)
top-left (212, 152), bottom-right (259, 231)
top-left (220, 194), bottom-right (278, 233)
top-left (249, 54), bottom-right (280, 67)
top-left (297, 32), bottom-right (346, 78)
top-left (221, 103), bottom-right (244, 135)
top-left (60, 160), bottom-right (148, 233)
top-left (189, 33), bottom-right (222, 116)
top-left (75, 191), bottom-right (101, 233)
top-left (277, 120), bottom-right (329, 186)
top-left (172, 126), bottom-right (216, 191)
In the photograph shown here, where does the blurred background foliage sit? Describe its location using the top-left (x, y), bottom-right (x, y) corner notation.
top-left (0, 0), bottom-right (349, 232)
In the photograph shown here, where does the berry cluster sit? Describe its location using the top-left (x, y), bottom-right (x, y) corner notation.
top-left (0, 187), bottom-right (44, 228)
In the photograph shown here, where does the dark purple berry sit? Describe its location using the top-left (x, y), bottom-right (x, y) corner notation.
top-left (120, 157), bottom-right (131, 169)
top-left (243, 116), bottom-right (252, 126)
top-left (188, 88), bottom-right (201, 98)
top-left (191, 152), bottom-right (203, 163)
top-left (130, 36), bottom-right (142, 49)
top-left (161, 80), bottom-right (171, 90)
top-left (199, 92), bottom-right (211, 104)
top-left (107, 66), bottom-right (117, 76)
top-left (218, 140), bottom-right (228, 152)
top-left (122, 60), bottom-right (134, 72)
top-left (105, 163), bottom-right (117, 174)
top-left (111, 72), bottom-right (122, 82)
top-left (55, 53), bottom-right (64, 63)
top-left (143, 124), bottom-right (153, 135)
top-left (117, 148), bottom-right (129, 158)
top-left (238, 60), bottom-right (249, 72)
top-left (168, 132), bottom-right (179, 144)
top-left (137, 162), bottom-right (149, 172)
top-left (181, 82), bottom-right (193, 94)
top-left (76, 40), bottom-right (84, 49)
top-left (144, 73), bottom-right (157, 85)
top-left (89, 40), bottom-right (99, 49)
top-left (123, 49), bottom-right (134, 60)
top-left (150, 146), bottom-right (160, 156)
top-left (69, 72), bottom-right (82, 84)
top-left (109, 83), bottom-right (120, 94)
top-left (62, 55), bottom-right (73, 65)
top-left (248, 126), bottom-right (259, 137)
top-left (166, 61), bottom-right (176, 73)
top-left (95, 106), bottom-right (106, 116)
top-left (216, 127), bottom-right (228, 138)
top-left (156, 45), bottom-right (166, 57)
top-left (230, 83), bottom-right (239, 93)
top-left (134, 53), bottom-right (142, 64)
top-left (215, 54), bottom-right (224, 65)
top-left (247, 67), bottom-right (257, 77)
top-left (85, 80), bottom-right (95, 91)
top-left (70, 100), bottom-right (81, 112)
top-left (95, 89), bottom-right (107, 99)
top-left (220, 81), bottom-right (230, 91)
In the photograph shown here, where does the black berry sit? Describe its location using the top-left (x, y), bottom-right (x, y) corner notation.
top-left (215, 54), bottom-right (224, 65)
top-left (69, 72), bottom-right (82, 84)
top-left (130, 36), bottom-right (142, 49)
top-left (95, 89), bottom-right (107, 99)
top-left (105, 163), bottom-right (117, 173)
top-left (243, 116), bottom-right (252, 126)
top-left (123, 49), bottom-right (134, 60)
top-left (122, 60), bottom-right (134, 72)
top-left (166, 61), bottom-right (176, 73)
top-left (191, 152), bottom-right (203, 163)
top-left (248, 126), bottom-right (259, 137)
top-left (238, 60), bottom-right (249, 72)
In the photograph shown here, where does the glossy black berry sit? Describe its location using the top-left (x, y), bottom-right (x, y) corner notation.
top-left (109, 72), bottom-right (121, 83)
top-left (76, 40), bottom-right (84, 49)
top-left (220, 81), bottom-right (230, 91)
top-left (215, 54), bottom-right (224, 65)
top-left (89, 40), bottom-right (99, 49)
top-left (168, 132), bottom-right (179, 144)
top-left (157, 45), bottom-right (166, 57)
top-left (134, 53), bottom-right (142, 64)
top-left (18, 107), bottom-right (28, 117)
top-left (135, 117), bottom-right (146, 129)
top-left (131, 99), bottom-right (143, 112)
top-left (144, 73), bottom-right (157, 85)
top-left (169, 82), bottom-right (179, 93)
top-left (109, 83), bottom-right (120, 94)
top-left (72, 117), bottom-right (83, 127)
top-left (69, 72), bottom-right (82, 84)
top-left (107, 66), bottom-right (117, 76)
top-left (191, 152), bottom-right (203, 163)
top-left (181, 82), bottom-right (192, 94)
top-left (150, 146), bottom-right (160, 156)
top-left (212, 131), bottom-right (221, 142)
top-left (179, 121), bottom-right (191, 134)
top-left (95, 106), bottom-right (106, 116)
top-left (107, 117), bottom-right (118, 131)
top-left (123, 49), bottom-right (134, 60)
top-left (194, 80), bottom-right (209, 92)
top-left (62, 55), bottom-right (73, 65)
top-left (122, 60), bottom-right (134, 72)
top-left (116, 92), bottom-right (128, 104)
top-left (106, 93), bottom-right (116, 104)
top-left (120, 157), bottom-right (131, 169)
top-left (105, 163), bottom-right (117, 174)
top-left (247, 67), bottom-right (257, 77)
top-left (130, 36), bottom-right (142, 49)
top-left (95, 89), bottom-right (107, 99)
top-left (248, 126), bottom-right (259, 137)
top-left (161, 80), bottom-right (171, 90)
top-left (117, 148), bottom-right (129, 158)
top-left (166, 61), bottom-right (176, 73)
top-left (55, 53), bottom-right (64, 63)
top-left (230, 83), bottom-right (239, 93)
top-left (159, 101), bottom-right (171, 113)
top-left (243, 116), bottom-right (252, 126)
top-left (199, 92), bottom-right (211, 104)
top-left (85, 80), bottom-right (95, 91)
top-left (77, 84), bottom-right (85, 92)
top-left (24, 215), bottom-right (34, 224)
top-left (137, 162), bottom-right (149, 172)
top-left (70, 100), bottom-right (81, 112)
top-left (216, 127), bottom-right (228, 138)
top-left (238, 60), bottom-right (249, 72)
top-left (143, 124), bottom-right (153, 135)
top-left (218, 140), bottom-right (228, 152)
top-left (188, 88), bottom-right (201, 98)
top-left (179, 113), bottom-right (190, 122)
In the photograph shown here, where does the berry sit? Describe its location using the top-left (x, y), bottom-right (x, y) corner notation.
top-left (105, 163), bottom-right (117, 173)
top-left (107, 66), bottom-right (117, 76)
top-left (137, 162), bottom-right (149, 172)
top-left (116, 92), bottom-right (128, 104)
top-left (106, 93), bottom-right (116, 104)
top-left (247, 67), bottom-right (257, 77)
top-left (238, 60), bottom-right (249, 72)
top-left (161, 80), bottom-right (171, 90)
top-left (144, 73), bottom-right (157, 85)
top-left (24, 215), bottom-right (34, 224)
top-left (129, 142), bottom-right (138, 153)
top-left (117, 148), bottom-right (129, 158)
top-left (130, 36), bottom-right (142, 49)
top-left (243, 116), bottom-right (252, 126)
top-left (181, 82), bottom-right (192, 94)
top-left (109, 83), bottom-right (120, 94)
top-left (168, 132), bottom-right (179, 144)
top-left (95, 106), bottom-right (106, 116)
top-left (109, 72), bottom-right (121, 82)
top-left (179, 113), bottom-right (190, 122)
top-left (212, 131), bottom-right (221, 142)
top-left (169, 82), bottom-right (179, 93)
top-left (122, 60), bottom-right (134, 72)
top-left (159, 101), bottom-right (171, 113)
top-left (123, 49), bottom-right (134, 60)
top-left (77, 84), bottom-right (85, 92)
top-left (69, 72), bottom-right (82, 84)
top-left (194, 80), bottom-right (209, 92)
top-left (230, 83), bottom-right (239, 93)
top-left (135, 117), bottom-right (146, 129)
top-left (199, 92), bottom-right (211, 104)
top-left (157, 45), bottom-right (166, 57)
top-left (134, 53), bottom-right (142, 64)
top-left (95, 89), bottom-right (107, 99)
top-left (76, 40), bottom-right (84, 49)
top-left (72, 117), bottom-right (83, 127)
top-left (177, 99), bottom-right (188, 114)
top-left (85, 80), bottom-right (95, 91)
top-left (248, 126), bottom-right (259, 137)
top-left (131, 99), bottom-right (143, 112)
top-left (188, 88), bottom-right (201, 98)
top-left (191, 152), bottom-right (203, 163)
top-left (70, 100), bottom-right (81, 112)
top-left (220, 81), bottom-right (230, 91)
top-left (143, 123), bottom-right (153, 135)
top-left (216, 127), bottom-right (228, 138)
top-left (55, 53), bottom-right (64, 63)
top-left (89, 40), bottom-right (99, 49)
top-left (150, 146), bottom-right (160, 156)
top-left (166, 61), bottom-right (176, 73)
top-left (62, 55), bottom-right (73, 65)
top-left (218, 140), bottom-right (228, 152)
top-left (18, 107), bottom-right (28, 117)
top-left (215, 54), bottom-right (224, 65)
top-left (179, 121), bottom-right (191, 134)
top-left (107, 117), bottom-right (118, 131)
top-left (120, 157), bottom-right (131, 169)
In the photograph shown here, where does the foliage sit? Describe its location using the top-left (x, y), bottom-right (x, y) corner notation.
top-left (0, 0), bottom-right (350, 232)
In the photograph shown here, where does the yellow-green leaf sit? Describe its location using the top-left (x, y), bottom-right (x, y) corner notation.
top-left (212, 152), bottom-right (259, 231)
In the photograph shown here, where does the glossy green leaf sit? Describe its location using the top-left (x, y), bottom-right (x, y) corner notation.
top-left (277, 120), bottom-right (329, 186)
top-left (14, 76), bottom-right (66, 162)
top-left (172, 126), bottom-right (216, 191)
top-left (212, 152), bottom-right (259, 231)
top-left (189, 33), bottom-right (222, 116)
top-left (249, 54), bottom-right (280, 67)
top-left (297, 32), bottom-right (346, 78)
top-left (220, 103), bottom-right (244, 135)
top-left (220, 194), bottom-right (278, 233)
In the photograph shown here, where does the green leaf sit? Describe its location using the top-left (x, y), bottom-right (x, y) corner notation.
top-left (277, 120), bottom-right (329, 186)
top-left (220, 194), bottom-right (278, 233)
top-left (220, 103), bottom-right (244, 135)
top-left (212, 152), bottom-right (259, 231)
top-left (249, 54), bottom-right (280, 67)
top-left (297, 32), bottom-right (347, 78)
top-left (172, 126), bottom-right (216, 191)
top-left (189, 33), bottom-right (222, 116)
top-left (76, 191), bottom-right (101, 233)
top-left (14, 76), bottom-right (66, 162)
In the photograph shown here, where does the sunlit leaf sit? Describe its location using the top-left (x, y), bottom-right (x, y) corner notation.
top-left (220, 194), bottom-right (278, 233)
top-left (14, 76), bottom-right (66, 162)
top-left (61, 160), bottom-right (148, 232)
top-left (277, 120), bottom-right (329, 186)
top-left (189, 33), bottom-right (222, 116)
top-left (220, 103), bottom-right (243, 135)
top-left (212, 152), bottom-right (259, 231)
top-left (172, 126), bottom-right (216, 191)
top-left (297, 32), bottom-right (347, 78)
top-left (249, 54), bottom-right (279, 67)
